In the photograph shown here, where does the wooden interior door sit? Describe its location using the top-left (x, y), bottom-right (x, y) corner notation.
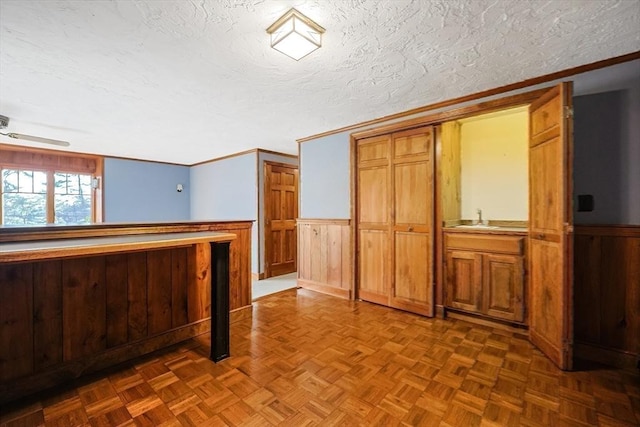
top-left (356, 135), bottom-right (391, 305)
top-left (528, 82), bottom-right (574, 370)
top-left (264, 162), bottom-right (298, 278)
top-left (390, 127), bottom-right (434, 316)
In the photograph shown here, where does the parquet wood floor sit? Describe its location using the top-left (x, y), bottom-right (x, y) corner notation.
top-left (1, 288), bottom-right (639, 426)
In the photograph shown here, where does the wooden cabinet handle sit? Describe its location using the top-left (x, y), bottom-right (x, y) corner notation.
top-left (408, 226), bottom-right (414, 232)
top-left (537, 233), bottom-right (546, 239)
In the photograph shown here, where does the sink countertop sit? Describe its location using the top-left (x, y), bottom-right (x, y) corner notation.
top-left (444, 226), bottom-right (528, 235)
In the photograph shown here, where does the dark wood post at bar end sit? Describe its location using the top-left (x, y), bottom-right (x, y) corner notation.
top-left (210, 241), bottom-right (231, 362)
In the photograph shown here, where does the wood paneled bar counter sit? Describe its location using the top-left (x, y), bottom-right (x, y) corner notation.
top-left (0, 220), bottom-right (252, 404)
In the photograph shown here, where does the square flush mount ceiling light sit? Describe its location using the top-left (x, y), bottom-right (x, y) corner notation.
top-left (266, 8), bottom-right (325, 61)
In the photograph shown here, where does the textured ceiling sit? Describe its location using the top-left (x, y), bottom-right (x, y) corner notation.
top-left (0, 0), bottom-right (639, 164)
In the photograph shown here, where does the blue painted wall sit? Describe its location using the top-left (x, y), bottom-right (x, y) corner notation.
top-left (190, 152), bottom-right (259, 272)
top-left (299, 132), bottom-right (350, 219)
top-left (574, 85), bottom-right (640, 225)
top-left (103, 157), bottom-right (190, 222)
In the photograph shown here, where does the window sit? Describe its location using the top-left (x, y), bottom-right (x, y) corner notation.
top-left (54, 172), bottom-right (93, 224)
top-left (0, 146), bottom-right (102, 225)
top-left (2, 169), bottom-right (48, 225)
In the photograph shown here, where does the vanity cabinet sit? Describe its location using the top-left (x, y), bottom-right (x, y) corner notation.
top-left (445, 232), bottom-right (525, 323)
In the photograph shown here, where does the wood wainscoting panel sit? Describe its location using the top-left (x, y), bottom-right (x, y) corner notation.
top-left (105, 254), bottom-right (129, 349)
top-left (0, 240), bottom-right (225, 403)
top-left (0, 220), bottom-right (254, 318)
top-left (0, 263), bottom-right (34, 382)
top-left (62, 256), bottom-right (107, 362)
top-left (574, 225), bottom-right (640, 368)
top-left (33, 261), bottom-right (63, 371)
top-left (297, 219), bottom-right (352, 299)
top-left (146, 249), bottom-right (173, 336)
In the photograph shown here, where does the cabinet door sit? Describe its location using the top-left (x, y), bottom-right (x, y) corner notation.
top-left (390, 127), bottom-right (434, 316)
top-left (483, 254), bottom-right (524, 322)
top-left (445, 250), bottom-right (482, 313)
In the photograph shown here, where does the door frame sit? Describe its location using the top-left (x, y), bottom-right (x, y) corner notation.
top-left (263, 160), bottom-right (299, 279)
top-left (350, 86), bottom-right (550, 306)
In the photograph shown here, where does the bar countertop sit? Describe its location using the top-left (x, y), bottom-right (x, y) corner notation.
top-left (0, 231), bottom-right (236, 263)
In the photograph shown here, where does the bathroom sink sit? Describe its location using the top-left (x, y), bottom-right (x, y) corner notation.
top-left (455, 224), bottom-right (500, 229)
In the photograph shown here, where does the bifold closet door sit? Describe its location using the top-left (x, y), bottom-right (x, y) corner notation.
top-left (528, 82), bottom-right (574, 370)
top-left (389, 127), bottom-right (434, 317)
top-left (356, 135), bottom-right (391, 306)
top-left (356, 126), bottom-right (434, 317)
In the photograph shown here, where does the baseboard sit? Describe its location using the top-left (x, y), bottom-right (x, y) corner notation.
top-left (445, 309), bottom-right (529, 334)
top-left (297, 279), bottom-right (351, 299)
top-left (574, 341), bottom-right (639, 370)
top-left (253, 287), bottom-right (299, 301)
top-left (229, 305), bottom-right (252, 323)
top-left (252, 272), bottom-right (266, 281)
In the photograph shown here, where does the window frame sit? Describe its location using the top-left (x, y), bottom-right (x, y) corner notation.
top-left (0, 144), bottom-right (103, 225)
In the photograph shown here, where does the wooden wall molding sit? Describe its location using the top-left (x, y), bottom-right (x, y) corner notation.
top-left (574, 224), bottom-right (640, 237)
top-left (574, 342), bottom-right (639, 371)
top-left (349, 88), bottom-right (549, 141)
top-left (0, 143), bottom-right (101, 173)
top-left (256, 148), bottom-right (298, 159)
top-left (297, 219), bottom-right (352, 299)
top-left (190, 148), bottom-right (258, 167)
top-left (297, 51), bottom-right (640, 144)
top-left (190, 148), bottom-right (297, 168)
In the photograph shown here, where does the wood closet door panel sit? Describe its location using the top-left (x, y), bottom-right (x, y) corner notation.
top-left (358, 135), bottom-right (389, 164)
top-left (390, 127), bottom-right (434, 316)
top-left (394, 161), bottom-right (431, 226)
top-left (393, 232), bottom-right (432, 305)
top-left (357, 135), bottom-right (391, 305)
top-left (528, 82), bottom-right (573, 370)
top-left (358, 167), bottom-right (389, 225)
top-left (358, 230), bottom-right (389, 305)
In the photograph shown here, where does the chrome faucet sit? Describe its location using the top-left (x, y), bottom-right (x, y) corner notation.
top-left (476, 208), bottom-right (483, 225)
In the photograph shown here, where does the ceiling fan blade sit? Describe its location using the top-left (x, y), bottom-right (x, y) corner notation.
top-left (2, 132), bottom-right (70, 147)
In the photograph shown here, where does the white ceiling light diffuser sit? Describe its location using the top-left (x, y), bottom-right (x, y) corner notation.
top-left (266, 8), bottom-right (325, 61)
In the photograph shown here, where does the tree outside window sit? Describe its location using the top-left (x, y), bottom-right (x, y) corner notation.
top-left (1, 168), bottom-right (93, 225)
top-left (2, 169), bottom-right (47, 225)
top-left (54, 172), bottom-right (92, 224)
